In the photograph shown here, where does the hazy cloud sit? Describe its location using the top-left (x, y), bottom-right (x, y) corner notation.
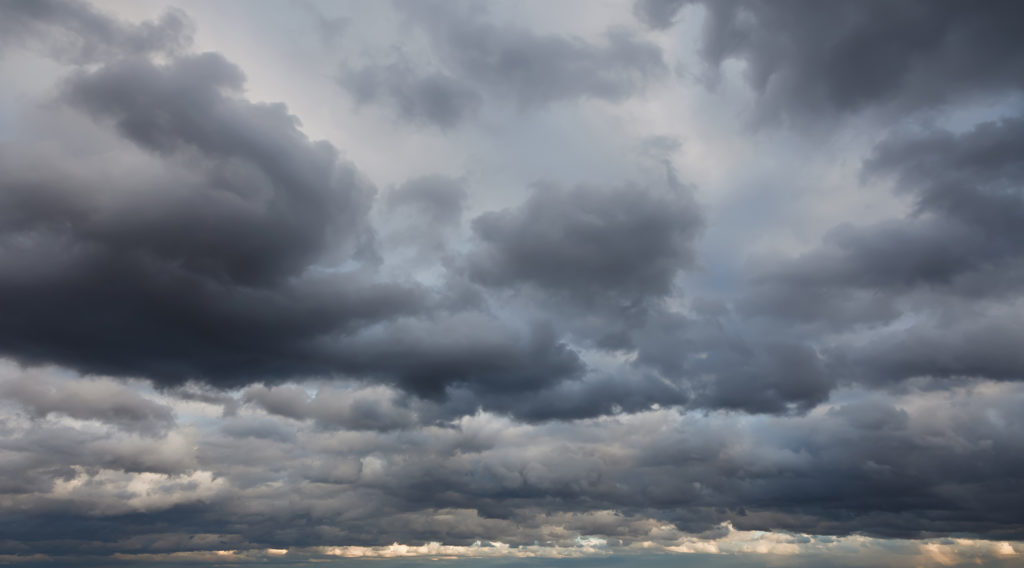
top-left (340, 59), bottom-right (482, 129)
top-left (398, 0), bottom-right (667, 108)
top-left (0, 0), bottom-right (193, 63)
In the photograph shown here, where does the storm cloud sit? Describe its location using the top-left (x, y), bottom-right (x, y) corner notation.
top-left (1, 0), bottom-right (1023, 566)
top-left (468, 181), bottom-right (701, 307)
top-left (0, 50), bottom-right (421, 386)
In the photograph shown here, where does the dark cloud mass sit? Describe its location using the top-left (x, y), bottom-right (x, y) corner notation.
top-left (637, 0), bottom-right (1024, 120)
top-left (469, 182), bottom-right (701, 306)
top-left (0, 13), bottom-right (582, 396)
top-left (0, 50), bottom-right (427, 387)
top-left (741, 117), bottom-right (1024, 388)
top-left (2, 0), bottom-right (1024, 565)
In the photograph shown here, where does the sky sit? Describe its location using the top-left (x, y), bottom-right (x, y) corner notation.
top-left (1, 0), bottom-right (1023, 566)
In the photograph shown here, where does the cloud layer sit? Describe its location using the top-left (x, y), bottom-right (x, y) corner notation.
top-left (1, 0), bottom-right (1022, 565)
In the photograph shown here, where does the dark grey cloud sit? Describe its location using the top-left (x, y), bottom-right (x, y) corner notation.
top-left (0, 0), bottom-right (192, 63)
top-left (396, 0), bottom-right (666, 109)
top-left (340, 2), bottom-right (666, 124)
top-left (242, 367), bottom-right (680, 429)
top-left (0, 5), bottom-right (598, 405)
top-left (7, 383), bottom-right (1024, 558)
top-left (60, 53), bottom-right (375, 285)
top-left (468, 182), bottom-right (702, 308)
top-left (462, 371), bottom-right (687, 422)
top-left (334, 316), bottom-right (583, 399)
top-left (741, 117), bottom-right (1024, 309)
top-left (460, 177), bottom-right (834, 415)
top-left (638, 0), bottom-right (1024, 120)
top-left (739, 116), bottom-right (1024, 389)
top-left (0, 51), bottom-right (434, 388)
top-left (689, 340), bottom-right (831, 414)
top-left (842, 307), bottom-right (1024, 388)
top-left (340, 58), bottom-right (482, 129)
top-left (629, 310), bottom-right (834, 414)
top-left (4, 1), bottom-right (1024, 563)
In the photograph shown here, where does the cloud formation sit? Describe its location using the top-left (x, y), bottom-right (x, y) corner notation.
top-left (1, 0), bottom-right (1023, 565)
top-left (0, 0), bottom-right (192, 63)
top-left (637, 0), bottom-right (1024, 120)
top-left (468, 182), bottom-right (701, 306)
top-left (338, 0), bottom-right (667, 125)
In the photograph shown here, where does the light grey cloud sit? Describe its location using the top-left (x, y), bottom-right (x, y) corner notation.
top-left (0, 369), bottom-right (174, 435)
top-left (386, 174), bottom-right (468, 226)
top-left (338, 1), bottom-right (666, 125)
top-left (0, 0), bottom-right (192, 63)
top-left (633, 0), bottom-right (687, 30)
top-left (243, 383), bottom-right (422, 432)
top-left (340, 59), bottom-right (482, 129)
top-left (396, 0), bottom-right (667, 109)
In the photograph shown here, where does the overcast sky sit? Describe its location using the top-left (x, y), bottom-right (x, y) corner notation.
top-left (1, 0), bottom-right (1023, 566)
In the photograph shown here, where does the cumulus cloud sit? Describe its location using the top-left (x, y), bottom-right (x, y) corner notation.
top-left (4, 375), bottom-right (1024, 559)
top-left (468, 182), bottom-right (701, 307)
top-left (2, 0), bottom-right (1024, 564)
top-left (739, 116), bottom-right (1024, 390)
top-left (0, 51), bottom-right (424, 385)
top-left (637, 0), bottom-right (1024, 121)
top-left (0, 366), bottom-right (174, 435)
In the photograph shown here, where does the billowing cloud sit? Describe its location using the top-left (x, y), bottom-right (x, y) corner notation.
top-left (739, 116), bottom-right (1024, 389)
top-left (0, 50), bottom-right (426, 387)
top-left (388, 0), bottom-right (666, 110)
top-left (637, 0), bottom-right (1024, 120)
top-left (0, 368), bottom-right (174, 435)
top-left (2, 0), bottom-right (1024, 565)
top-left (468, 182), bottom-right (701, 307)
top-left (3, 365), bottom-right (1023, 560)
top-left (337, 0), bottom-right (666, 124)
